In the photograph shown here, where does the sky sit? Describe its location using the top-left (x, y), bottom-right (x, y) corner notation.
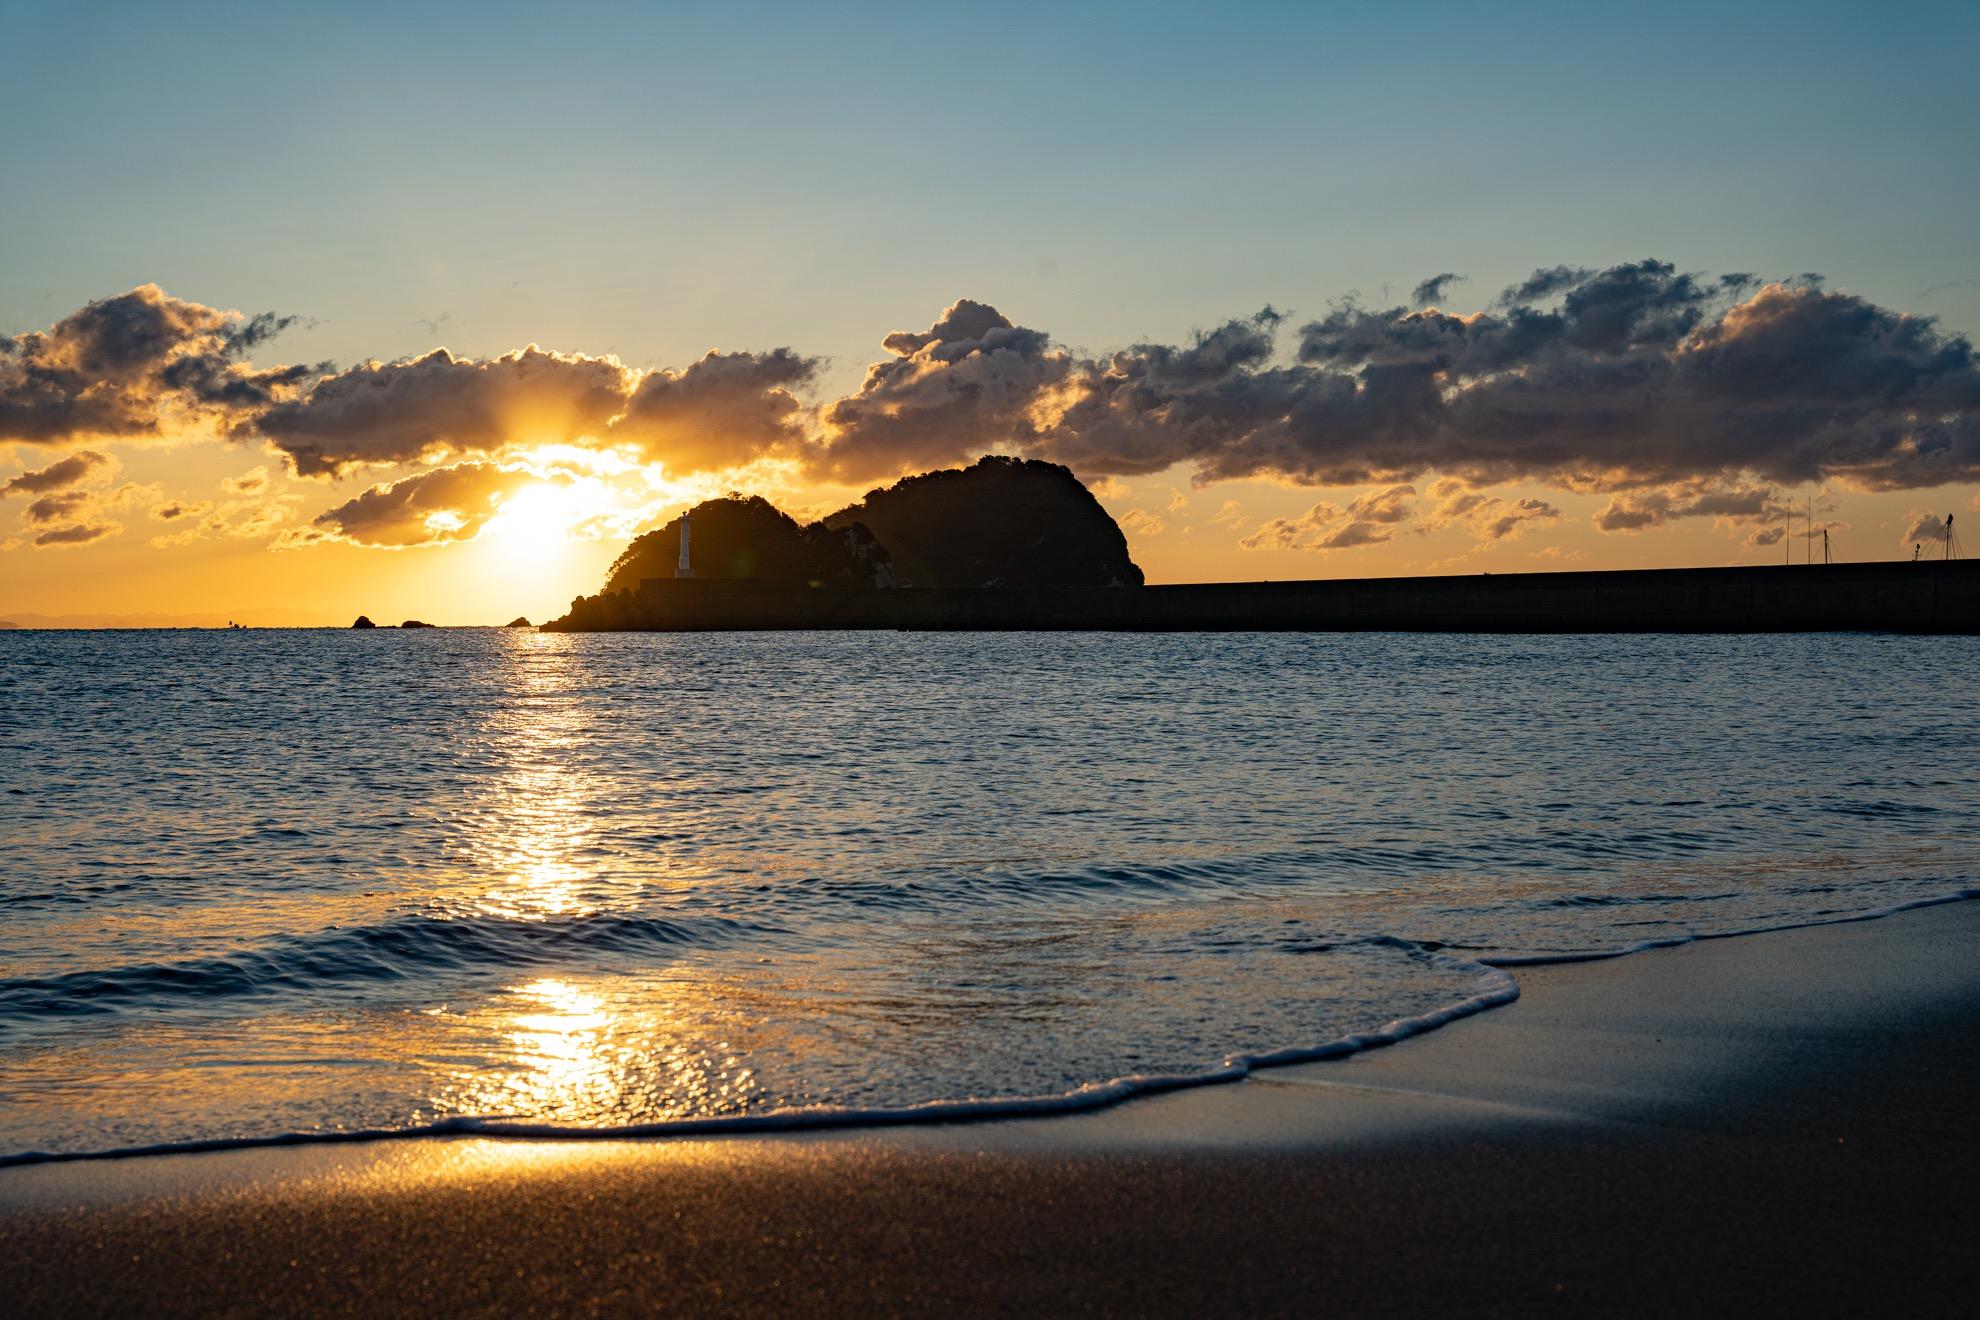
top-left (3, 0), bottom-right (1977, 625)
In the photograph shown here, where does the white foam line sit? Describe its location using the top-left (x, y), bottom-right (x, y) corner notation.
top-left (1482, 886), bottom-right (1980, 966)
top-left (3, 888), bottom-right (1973, 1171)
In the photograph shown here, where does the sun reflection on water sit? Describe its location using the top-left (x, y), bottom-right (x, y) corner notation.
top-left (434, 974), bottom-right (762, 1125)
top-left (422, 634), bottom-right (766, 1126)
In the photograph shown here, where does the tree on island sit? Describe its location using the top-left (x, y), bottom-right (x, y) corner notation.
top-left (825, 456), bottom-right (1142, 588)
top-left (603, 494), bottom-right (893, 593)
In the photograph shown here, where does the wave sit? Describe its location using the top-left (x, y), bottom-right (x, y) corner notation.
top-left (4, 888), bottom-right (1971, 1170)
top-left (0, 909), bottom-right (777, 1020)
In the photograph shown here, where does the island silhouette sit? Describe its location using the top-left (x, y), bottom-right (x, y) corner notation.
top-left (538, 456), bottom-right (1980, 634)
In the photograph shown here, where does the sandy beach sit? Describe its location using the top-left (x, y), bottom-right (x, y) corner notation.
top-left (3, 898), bottom-right (1976, 1316)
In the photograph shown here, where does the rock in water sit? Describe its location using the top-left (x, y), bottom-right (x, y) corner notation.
top-left (399, 620), bottom-right (435, 629)
top-left (825, 456), bottom-right (1143, 587)
top-left (505, 617), bottom-right (533, 628)
top-left (350, 616), bottom-right (376, 629)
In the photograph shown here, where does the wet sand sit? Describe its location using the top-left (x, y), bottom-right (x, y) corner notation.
top-left (4, 900), bottom-right (1977, 1317)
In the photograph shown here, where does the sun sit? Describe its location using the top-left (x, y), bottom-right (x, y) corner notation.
top-left (482, 482), bottom-right (590, 562)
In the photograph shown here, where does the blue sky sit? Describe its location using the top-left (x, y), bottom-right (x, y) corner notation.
top-left (5, 0), bottom-right (1975, 380)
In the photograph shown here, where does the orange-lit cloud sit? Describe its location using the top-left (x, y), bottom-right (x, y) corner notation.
top-left (6, 262), bottom-right (1980, 571)
top-left (0, 286), bottom-right (314, 445)
top-left (253, 346), bottom-right (630, 477)
top-left (1240, 484), bottom-right (1417, 552)
top-left (305, 461), bottom-right (550, 547)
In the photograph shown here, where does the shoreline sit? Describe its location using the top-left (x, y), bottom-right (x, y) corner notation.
top-left (5, 888), bottom-right (1974, 1172)
top-left (5, 898), bottom-right (1979, 1314)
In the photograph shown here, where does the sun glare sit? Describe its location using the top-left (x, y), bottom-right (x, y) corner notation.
top-left (483, 482), bottom-right (590, 560)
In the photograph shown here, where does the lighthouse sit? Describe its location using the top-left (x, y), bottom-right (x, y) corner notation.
top-left (676, 510), bottom-right (693, 577)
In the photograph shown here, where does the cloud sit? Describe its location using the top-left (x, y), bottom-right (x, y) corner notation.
top-left (1590, 481), bottom-right (1788, 533)
top-left (8, 474), bottom-right (158, 549)
top-left (1118, 508), bottom-right (1167, 537)
top-left (1418, 479), bottom-right (1564, 541)
top-left (33, 522), bottom-right (118, 547)
top-left (1411, 273), bottom-right (1465, 307)
top-left (811, 299), bottom-right (1073, 483)
top-left (18, 268), bottom-right (1980, 557)
top-left (152, 494), bottom-right (300, 548)
top-left (309, 461), bottom-right (547, 547)
top-left (1494, 265), bottom-right (1592, 306)
top-left (1902, 510), bottom-right (1949, 547)
top-left (3, 449), bottom-right (112, 495)
top-left (809, 263), bottom-right (1980, 497)
top-left (253, 346), bottom-right (630, 477)
top-left (1239, 484), bottom-right (1416, 552)
top-left (608, 348), bottom-right (819, 473)
top-left (24, 490), bottom-right (92, 524)
top-left (0, 286), bottom-right (314, 446)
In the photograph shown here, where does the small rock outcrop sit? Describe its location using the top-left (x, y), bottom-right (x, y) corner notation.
top-left (505, 616), bottom-right (533, 629)
top-left (399, 620), bottom-right (436, 629)
top-left (351, 616), bottom-right (376, 629)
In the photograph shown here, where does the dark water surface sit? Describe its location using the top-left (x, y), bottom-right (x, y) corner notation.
top-left (1, 630), bottom-right (1974, 1158)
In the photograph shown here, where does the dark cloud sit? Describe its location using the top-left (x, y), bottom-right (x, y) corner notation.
top-left (1411, 273), bottom-right (1464, 307)
top-left (309, 461), bottom-right (546, 546)
top-left (1495, 265), bottom-right (1591, 306)
top-left (609, 348), bottom-right (818, 472)
top-left (1592, 483), bottom-right (1786, 533)
top-left (224, 466), bottom-right (270, 495)
top-left (254, 346), bottom-right (630, 477)
top-left (33, 522), bottom-right (117, 547)
top-left (1479, 497), bottom-right (1563, 541)
top-left (0, 286), bottom-right (311, 445)
top-left (24, 490), bottom-right (92, 524)
top-left (155, 500), bottom-right (210, 522)
top-left (20, 269), bottom-right (1980, 546)
top-left (810, 262), bottom-right (1980, 497)
top-left (3, 449), bottom-right (110, 495)
top-left (812, 300), bottom-right (1070, 483)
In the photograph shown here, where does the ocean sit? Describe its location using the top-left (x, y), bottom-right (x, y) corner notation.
top-left (1, 629), bottom-right (1974, 1162)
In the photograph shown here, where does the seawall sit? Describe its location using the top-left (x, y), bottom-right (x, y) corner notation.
top-left (541, 560), bottom-right (1980, 633)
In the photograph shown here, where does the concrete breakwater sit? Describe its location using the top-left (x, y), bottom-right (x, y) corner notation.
top-left (542, 560), bottom-right (1980, 633)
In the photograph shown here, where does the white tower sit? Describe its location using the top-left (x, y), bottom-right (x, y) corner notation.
top-left (676, 510), bottom-right (693, 578)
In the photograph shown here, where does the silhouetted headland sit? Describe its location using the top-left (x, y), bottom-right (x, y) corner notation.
top-left (544, 456), bottom-right (1979, 634)
top-left (599, 456), bottom-right (1138, 593)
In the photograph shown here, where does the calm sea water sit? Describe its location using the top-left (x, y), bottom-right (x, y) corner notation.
top-left (1, 629), bottom-right (1975, 1160)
